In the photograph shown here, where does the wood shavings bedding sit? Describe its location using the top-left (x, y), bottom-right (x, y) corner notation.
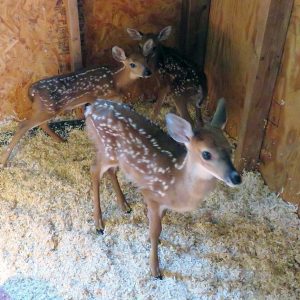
top-left (0, 115), bottom-right (299, 300)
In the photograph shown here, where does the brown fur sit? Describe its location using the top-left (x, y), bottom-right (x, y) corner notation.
top-left (0, 47), bottom-right (151, 167)
top-left (86, 99), bottom-right (241, 278)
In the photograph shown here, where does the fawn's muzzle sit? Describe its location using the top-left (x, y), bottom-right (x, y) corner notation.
top-left (228, 170), bottom-right (242, 186)
top-left (143, 68), bottom-right (152, 77)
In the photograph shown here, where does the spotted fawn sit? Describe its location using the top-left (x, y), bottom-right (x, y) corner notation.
top-left (0, 46), bottom-right (151, 167)
top-left (127, 26), bottom-right (208, 127)
top-left (85, 98), bottom-right (241, 278)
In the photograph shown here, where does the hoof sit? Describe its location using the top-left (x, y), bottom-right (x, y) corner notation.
top-left (96, 228), bottom-right (104, 235)
top-left (154, 275), bottom-right (163, 280)
top-left (126, 208), bottom-right (132, 214)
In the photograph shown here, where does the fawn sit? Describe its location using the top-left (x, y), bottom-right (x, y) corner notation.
top-left (127, 26), bottom-right (208, 127)
top-left (85, 98), bottom-right (241, 278)
top-left (0, 46), bottom-right (151, 167)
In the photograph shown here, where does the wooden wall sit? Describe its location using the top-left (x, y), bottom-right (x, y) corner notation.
top-left (0, 0), bottom-right (71, 121)
top-left (260, 0), bottom-right (300, 205)
top-left (205, 0), bottom-right (299, 206)
top-left (205, 0), bottom-right (263, 139)
top-left (80, 0), bottom-right (182, 65)
top-left (0, 0), bottom-right (182, 121)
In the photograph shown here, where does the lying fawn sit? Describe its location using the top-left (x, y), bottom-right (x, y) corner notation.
top-left (127, 26), bottom-right (208, 127)
top-left (85, 98), bottom-right (241, 278)
top-left (0, 46), bottom-right (151, 167)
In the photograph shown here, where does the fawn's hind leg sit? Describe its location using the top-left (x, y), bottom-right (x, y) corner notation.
top-left (40, 123), bottom-right (66, 143)
top-left (107, 169), bottom-right (131, 213)
top-left (0, 100), bottom-right (54, 167)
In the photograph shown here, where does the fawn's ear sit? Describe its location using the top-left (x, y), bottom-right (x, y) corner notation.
top-left (166, 113), bottom-right (193, 145)
top-left (127, 28), bottom-right (143, 40)
top-left (211, 98), bottom-right (227, 130)
top-left (158, 26), bottom-right (172, 41)
top-left (143, 39), bottom-right (154, 57)
top-left (112, 46), bottom-right (127, 62)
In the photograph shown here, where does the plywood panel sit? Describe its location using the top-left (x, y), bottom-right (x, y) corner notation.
top-left (0, 0), bottom-right (71, 121)
top-left (81, 0), bottom-right (182, 65)
top-left (205, 0), bottom-right (262, 138)
top-left (260, 0), bottom-right (300, 205)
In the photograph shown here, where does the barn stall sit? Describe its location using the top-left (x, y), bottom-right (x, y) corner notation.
top-left (0, 0), bottom-right (299, 299)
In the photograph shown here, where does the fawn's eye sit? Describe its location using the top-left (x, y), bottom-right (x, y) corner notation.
top-left (202, 151), bottom-right (212, 160)
top-left (130, 63), bottom-right (136, 68)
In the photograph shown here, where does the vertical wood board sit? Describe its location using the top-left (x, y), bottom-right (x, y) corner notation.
top-left (205, 0), bottom-right (263, 138)
top-left (260, 0), bottom-right (300, 205)
top-left (234, 0), bottom-right (294, 170)
top-left (65, 0), bottom-right (82, 71)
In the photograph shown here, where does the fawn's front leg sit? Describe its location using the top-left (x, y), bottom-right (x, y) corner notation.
top-left (173, 95), bottom-right (193, 125)
top-left (90, 158), bottom-right (105, 234)
top-left (152, 85), bottom-right (170, 118)
top-left (146, 199), bottom-right (164, 279)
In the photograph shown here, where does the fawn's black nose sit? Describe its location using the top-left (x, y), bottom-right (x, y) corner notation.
top-left (143, 68), bottom-right (152, 77)
top-left (229, 171), bottom-right (242, 185)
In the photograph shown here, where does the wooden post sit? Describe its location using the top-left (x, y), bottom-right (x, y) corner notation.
top-left (180, 0), bottom-right (211, 69)
top-left (65, 0), bottom-right (82, 71)
top-left (235, 0), bottom-right (294, 171)
top-left (65, 0), bottom-right (83, 118)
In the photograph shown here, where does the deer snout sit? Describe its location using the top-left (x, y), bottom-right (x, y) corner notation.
top-left (227, 170), bottom-right (242, 186)
top-left (143, 67), bottom-right (152, 78)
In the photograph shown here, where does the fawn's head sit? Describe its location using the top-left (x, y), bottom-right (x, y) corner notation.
top-left (112, 46), bottom-right (152, 78)
top-left (127, 26), bottom-right (172, 57)
top-left (166, 98), bottom-right (242, 187)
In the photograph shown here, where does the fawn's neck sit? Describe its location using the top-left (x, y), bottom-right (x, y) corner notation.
top-left (170, 153), bottom-right (216, 211)
top-left (113, 66), bottom-right (138, 93)
top-left (147, 44), bottom-right (165, 70)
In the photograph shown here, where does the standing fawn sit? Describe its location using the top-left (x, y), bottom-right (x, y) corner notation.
top-left (85, 98), bottom-right (242, 278)
top-left (127, 26), bottom-right (208, 127)
top-left (0, 46), bottom-right (151, 167)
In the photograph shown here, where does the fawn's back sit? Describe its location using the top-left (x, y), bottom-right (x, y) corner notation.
top-left (29, 66), bottom-right (114, 112)
top-left (28, 46), bottom-right (151, 114)
top-left (86, 100), bottom-right (186, 197)
top-left (157, 46), bottom-right (206, 98)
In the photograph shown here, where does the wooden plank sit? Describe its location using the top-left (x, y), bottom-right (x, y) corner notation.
top-left (234, 0), bottom-right (294, 171)
top-left (65, 0), bottom-right (83, 118)
top-left (65, 0), bottom-right (82, 71)
top-left (260, 0), bottom-right (300, 206)
top-left (205, 0), bottom-right (263, 139)
top-left (179, 0), bottom-right (210, 68)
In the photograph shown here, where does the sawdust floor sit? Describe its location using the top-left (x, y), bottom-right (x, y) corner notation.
top-left (0, 105), bottom-right (299, 300)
